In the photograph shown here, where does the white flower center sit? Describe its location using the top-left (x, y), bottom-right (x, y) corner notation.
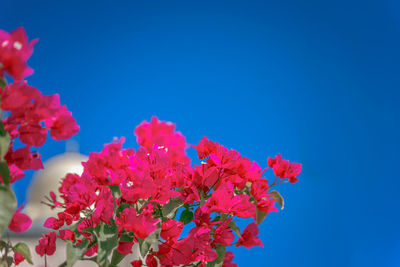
top-left (1, 40), bottom-right (9, 47)
top-left (13, 41), bottom-right (22, 50)
top-left (157, 145), bottom-right (168, 152)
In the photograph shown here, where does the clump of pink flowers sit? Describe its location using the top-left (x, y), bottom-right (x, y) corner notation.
top-left (0, 27), bottom-right (302, 267)
top-left (0, 27), bottom-right (79, 266)
top-left (41, 117), bottom-right (301, 267)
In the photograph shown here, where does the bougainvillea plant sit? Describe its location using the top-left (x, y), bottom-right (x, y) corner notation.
top-left (0, 27), bottom-right (79, 266)
top-left (0, 27), bottom-right (302, 267)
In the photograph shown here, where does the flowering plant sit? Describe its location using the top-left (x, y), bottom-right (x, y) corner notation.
top-left (0, 27), bottom-right (302, 267)
top-left (0, 27), bottom-right (79, 266)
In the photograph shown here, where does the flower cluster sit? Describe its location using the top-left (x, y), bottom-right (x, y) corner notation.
top-left (0, 27), bottom-right (79, 266)
top-left (0, 28), bottom-right (37, 81)
top-left (1, 81), bottom-right (79, 182)
top-left (0, 26), bottom-right (302, 267)
top-left (41, 116), bottom-right (301, 267)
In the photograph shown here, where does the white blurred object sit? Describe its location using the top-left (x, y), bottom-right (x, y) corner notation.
top-left (25, 150), bottom-right (88, 222)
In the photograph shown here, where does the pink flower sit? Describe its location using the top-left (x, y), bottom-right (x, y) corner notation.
top-left (77, 218), bottom-right (94, 238)
top-left (150, 177), bottom-right (180, 205)
top-left (186, 226), bottom-right (218, 264)
top-left (59, 229), bottom-right (75, 241)
top-left (170, 239), bottom-right (194, 265)
top-left (45, 106), bottom-right (79, 140)
top-left (0, 27), bottom-right (37, 81)
top-left (134, 116), bottom-right (190, 164)
top-left (205, 182), bottom-right (256, 218)
top-left (116, 241), bottom-right (134, 255)
top-left (257, 198), bottom-right (278, 213)
top-left (44, 211), bottom-right (74, 230)
top-left (146, 254), bottom-right (158, 267)
top-left (193, 206), bottom-right (216, 227)
top-left (31, 93), bottom-right (61, 122)
top-left (13, 252), bottom-right (25, 265)
top-left (83, 243), bottom-right (97, 256)
top-left (36, 232), bottom-right (57, 256)
top-left (92, 187), bottom-right (114, 224)
top-left (7, 146), bottom-right (44, 170)
top-left (251, 180), bottom-right (270, 202)
top-left (161, 220), bottom-right (183, 241)
top-left (251, 180), bottom-right (278, 214)
top-left (115, 206), bottom-right (159, 239)
top-left (63, 182), bottom-right (97, 210)
top-left (193, 164), bottom-right (219, 189)
top-left (131, 260), bottom-right (142, 267)
top-left (18, 123), bottom-right (48, 147)
top-left (179, 185), bottom-right (200, 205)
top-left (43, 216), bottom-right (64, 230)
top-left (267, 154), bottom-right (302, 183)
top-left (8, 205), bottom-right (32, 233)
top-left (213, 218), bottom-right (234, 247)
top-left (0, 82), bottom-right (39, 111)
top-left (120, 172), bottom-right (155, 203)
top-left (222, 251), bottom-right (238, 267)
top-left (236, 222), bottom-right (263, 249)
top-left (193, 136), bottom-right (218, 159)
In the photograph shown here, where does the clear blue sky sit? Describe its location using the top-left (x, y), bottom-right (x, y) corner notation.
top-left (3, 1), bottom-right (400, 266)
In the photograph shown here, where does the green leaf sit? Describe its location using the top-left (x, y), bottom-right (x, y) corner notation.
top-left (79, 225), bottom-right (96, 236)
top-left (0, 240), bottom-right (7, 250)
top-left (139, 227), bottom-right (161, 258)
top-left (116, 203), bottom-right (130, 217)
top-left (110, 250), bottom-right (126, 266)
top-left (0, 137), bottom-right (10, 163)
top-left (0, 162), bottom-right (10, 185)
top-left (94, 223), bottom-right (119, 267)
top-left (179, 209), bottom-right (194, 225)
top-left (199, 189), bottom-right (207, 206)
top-left (119, 233), bottom-right (133, 243)
top-left (211, 215), bottom-right (221, 222)
top-left (13, 242), bottom-right (33, 264)
top-left (245, 182), bottom-right (252, 188)
top-left (0, 77), bottom-right (7, 90)
top-left (68, 219), bottom-right (81, 234)
top-left (0, 123), bottom-right (7, 137)
top-left (0, 133), bottom-right (11, 160)
top-left (0, 122), bottom-right (11, 163)
top-left (108, 185), bottom-right (121, 198)
top-left (256, 208), bottom-right (268, 225)
top-left (66, 239), bottom-right (89, 267)
top-left (0, 185), bottom-right (17, 237)
top-left (227, 220), bottom-right (241, 238)
top-left (162, 197), bottom-right (183, 219)
top-left (270, 190), bottom-right (284, 210)
top-left (153, 205), bottom-right (163, 219)
top-left (206, 246), bottom-right (225, 267)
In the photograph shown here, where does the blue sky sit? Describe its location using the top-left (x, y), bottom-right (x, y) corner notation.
top-left (2, 0), bottom-right (400, 266)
